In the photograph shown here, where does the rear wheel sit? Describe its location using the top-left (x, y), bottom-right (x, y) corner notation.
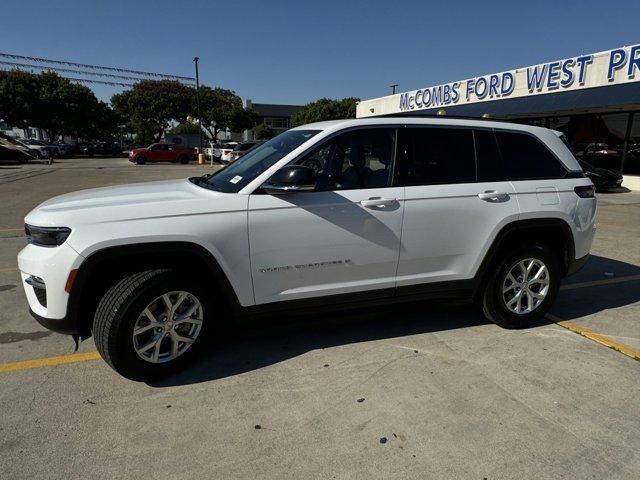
top-left (135, 155), bottom-right (146, 165)
top-left (481, 245), bottom-right (560, 329)
top-left (179, 155), bottom-right (189, 164)
top-left (93, 270), bottom-right (211, 380)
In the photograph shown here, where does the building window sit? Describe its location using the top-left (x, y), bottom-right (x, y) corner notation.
top-left (264, 117), bottom-right (289, 130)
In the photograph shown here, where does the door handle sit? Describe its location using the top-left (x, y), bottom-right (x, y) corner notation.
top-left (478, 190), bottom-right (510, 202)
top-left (360, 197), bottom-right (397, 208)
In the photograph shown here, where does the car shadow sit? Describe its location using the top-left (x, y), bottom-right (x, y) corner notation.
top-left (148, 254), bottom-right (640, 387)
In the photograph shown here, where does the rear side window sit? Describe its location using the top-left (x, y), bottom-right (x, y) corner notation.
top-left (396, 127), bottom-right (476, 186)
top-left (495, 131), bottom-right (566, 180)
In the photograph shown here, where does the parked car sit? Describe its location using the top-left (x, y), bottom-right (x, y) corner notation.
top-left (21, 139), bottom-right (58, 159)
top-left (18, 117), bottom-right (596, 380)
top-left (219, 142), bottom-right (239, 163)
top-left (54, 142), bottom-right (75, 157)
top-left (82, 141), bottom-right (122, 157)
top-left (0, 135), bottom-right (39, 161)
top-left (227, 140), bottom-right (265, 163)
top-left (577, 159), bottom-right (623, 191)
top-left (128, 143), bottom-right (198, 165)
top-left (574, 142), bottom-right (620, 169)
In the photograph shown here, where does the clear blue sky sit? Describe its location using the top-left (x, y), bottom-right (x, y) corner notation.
top-left (2, 0), bottom-right (639, 105)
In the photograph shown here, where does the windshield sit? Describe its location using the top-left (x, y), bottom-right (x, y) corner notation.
top-left (197, 129), bottom-right (320, 193)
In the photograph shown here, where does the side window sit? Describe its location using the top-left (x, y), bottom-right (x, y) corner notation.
top-left (475, 129), bottom-right (505, 182)
top-left (396, 127), bottom-right (475, 186)
top-left (295, 128), bottom-right (395, 191)
top-left (495, 131), bottom-right (567, 180)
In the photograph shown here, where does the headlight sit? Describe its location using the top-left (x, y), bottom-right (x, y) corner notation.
top-left (25, 225), bottom-right (72, 247)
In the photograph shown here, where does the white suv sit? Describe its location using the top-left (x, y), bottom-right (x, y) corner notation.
top-left (18, 117), bottom-right (597, 380)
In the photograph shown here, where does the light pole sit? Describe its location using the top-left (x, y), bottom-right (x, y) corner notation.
top-left (193, 56), bottom-right (202, 153)
top-left (390, 84), bottom-right (398, 94)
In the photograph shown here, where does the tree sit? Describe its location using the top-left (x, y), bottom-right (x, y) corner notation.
top-left (252, 123), bottom-right (274, 139)
top-left (0, 70), bottom-right (113, 140)
top-left (291, 97), bottom-right (359, 127)
top-left (168, 122), bottom-right (202, 135)
top-left (111, 80), bottom-right (194, 143)
top-left (197, 86), bottom-right (259, 139)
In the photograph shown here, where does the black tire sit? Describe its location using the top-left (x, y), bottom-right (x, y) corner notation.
top-left (179, 155), bottom-right (189, 164)
top-left (135, 155), bottom-right (146, 165)
top-left (93, 270), bottom-right (212, 380)
top-left (481, 245), bottom-right (560, 329)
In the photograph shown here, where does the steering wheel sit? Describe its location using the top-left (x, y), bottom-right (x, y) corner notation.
top-left (301, 158), bottom-right (322, 173)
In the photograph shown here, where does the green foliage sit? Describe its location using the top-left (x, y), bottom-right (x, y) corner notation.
top-left (198, 86), bottom-right (259, 138)
top-left (168, 122), bottom-right (202, 135)
top-left (111, 80), bottom-right (194, 142)
top-left (0, 70), bottom-right (119, 140)
top-left (291, 97), bottom-right (359, 127)
top-left (252, 123), bottom-right (275, 139)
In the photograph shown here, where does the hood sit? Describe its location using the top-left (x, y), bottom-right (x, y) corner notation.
top-left (130, 147), bottom-right (148, 154)
top-left (24, 178), bottom-right (241, 228)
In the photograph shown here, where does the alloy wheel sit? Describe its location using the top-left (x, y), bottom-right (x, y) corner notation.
top-left (502, 258), bottom-right (550, 315)
top-left (132, 291), bottom-right (203, 363)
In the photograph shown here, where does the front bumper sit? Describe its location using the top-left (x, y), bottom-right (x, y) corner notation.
top-left (18, 242), bottom-right (84, 331)
top-left (29, 308), bottom-right (79, 334)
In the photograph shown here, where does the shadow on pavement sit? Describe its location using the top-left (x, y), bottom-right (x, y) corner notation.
top-left (150, 254), bottom-right (640, 387)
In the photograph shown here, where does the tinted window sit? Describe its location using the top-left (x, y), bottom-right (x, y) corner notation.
top-left (495, 131), bottom-right (566, 180)
top-left (396, 127), bottom-right (475, 186)
top-left (475, 129), bottom-right (505, 182)
top-left (295, 128), bottom-right (395, 191)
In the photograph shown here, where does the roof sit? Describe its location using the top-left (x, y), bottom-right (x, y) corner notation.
top-left (250, 103), bottom-right (300, 118)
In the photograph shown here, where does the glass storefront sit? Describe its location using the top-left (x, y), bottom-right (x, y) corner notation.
top-left (517, 112), bottom-right (640, 174)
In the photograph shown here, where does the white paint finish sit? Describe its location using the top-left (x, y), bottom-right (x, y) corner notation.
top-left (511, 178), bottom-right (596, 259)
top-left (357, 44), bottom-right (640, 118)
top-left (17, 242), bottom-right (84, 319)
top-left (23, 179), bottom-right (255, 307)
top-left (535, 187), bottom-right (560, 205)
top-left (396, 181), bottom-right (519, 285)
top-left (248, 188), bottom-right (404, 304)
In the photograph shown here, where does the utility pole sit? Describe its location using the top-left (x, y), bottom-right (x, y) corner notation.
top-left (193, 56), bottom-right (202, 152)
top-left (390, 84), bottom-right (398, 94)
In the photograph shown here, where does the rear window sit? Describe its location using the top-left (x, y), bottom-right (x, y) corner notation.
top-left (495, 131), bottom-right (566, 180)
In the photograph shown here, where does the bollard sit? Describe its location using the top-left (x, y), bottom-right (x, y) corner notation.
top-left (198, 153), bottom-right (205, 165)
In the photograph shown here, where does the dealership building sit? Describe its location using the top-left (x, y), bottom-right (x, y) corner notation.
top-left (357, 44), bottom-right (640, 189)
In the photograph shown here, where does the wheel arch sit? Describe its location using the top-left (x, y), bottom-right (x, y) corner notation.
top-left (68, 241), bottom-right (241, 337)
top-left (474, 218), bottom-right (575, 294)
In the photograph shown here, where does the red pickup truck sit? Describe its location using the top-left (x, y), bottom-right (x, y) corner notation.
top-left (129, 143), bottom-right (198, 165)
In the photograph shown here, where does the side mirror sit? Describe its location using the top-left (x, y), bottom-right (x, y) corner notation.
top-left (262, 165), bottom-right (316, 194)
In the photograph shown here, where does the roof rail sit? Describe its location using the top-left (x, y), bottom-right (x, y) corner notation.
top-left (374, 114), bottom-right (517, 123)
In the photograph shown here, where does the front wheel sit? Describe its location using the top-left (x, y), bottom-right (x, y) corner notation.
top-left (135, 155), bottom-right (146, 165)
top-left (481, 246), bottom-right (560, 329)
top-left (93, 270), bottom-right (211, 380)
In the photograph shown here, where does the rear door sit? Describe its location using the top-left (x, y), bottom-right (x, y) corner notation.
top-left (248, 128), bottom-right (404, 305)
top-left (394, 126), bottom-right (519, 289)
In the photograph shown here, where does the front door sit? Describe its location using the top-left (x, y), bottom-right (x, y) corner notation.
top-left (248, 128), bottom-right (404, 305)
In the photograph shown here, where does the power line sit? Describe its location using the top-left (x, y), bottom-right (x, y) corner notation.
top-left (0, 52), bottom-right (195, 82)
top-left (0, 60), bottom-right (196, 84)
top-left (0, 69), bottom-right (136, 87)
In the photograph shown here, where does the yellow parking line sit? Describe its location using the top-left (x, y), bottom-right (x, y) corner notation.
top-left (0, 228), bottom-right (23, 232)
top-left (0, 351), bottom-right (101, 373)
top-left (547, 314), bottom-right (640, 362)
top-left (561, 274), bottom-right (640, 291)
top-left (0, 266), bottom-right (18, 273)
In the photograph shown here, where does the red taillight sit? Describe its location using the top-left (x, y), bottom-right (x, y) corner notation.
top-left (574, 185), bottom-right (595, 198)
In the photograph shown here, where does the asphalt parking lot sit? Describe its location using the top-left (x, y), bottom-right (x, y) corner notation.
top-left (1, 157), bottom-right (639, 479)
